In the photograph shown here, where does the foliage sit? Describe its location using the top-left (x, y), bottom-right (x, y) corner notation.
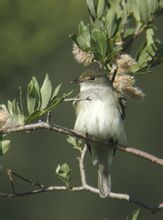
top-left (67, 136), bottom-right (84, 151)
top-left (131, 209), bottom-right (140, 220)
top-left (0, 74), bottom-right (71, 155)
top-left (0, 2), bottom-right (163, 219)
top-left (0, 134), bottom-right (10, 156)
top-left (71, 0), bottom-right (162, 74)
top-left (56, 163), bottom-right (72, 189)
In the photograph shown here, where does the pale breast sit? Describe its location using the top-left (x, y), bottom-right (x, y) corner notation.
top-left (74, 87), bottom-right (126, 144)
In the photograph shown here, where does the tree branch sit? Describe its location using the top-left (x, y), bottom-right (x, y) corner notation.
top-left (0, 146), bottom-right (162, 214)
top-left (0, 121), bottom-right (163, 166)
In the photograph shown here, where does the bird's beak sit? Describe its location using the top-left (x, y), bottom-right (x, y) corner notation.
top-left (70, 79), bottom-right (80, 84)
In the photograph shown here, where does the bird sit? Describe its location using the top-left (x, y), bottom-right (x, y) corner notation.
top-left (73, 68), bottom-right (126, 198)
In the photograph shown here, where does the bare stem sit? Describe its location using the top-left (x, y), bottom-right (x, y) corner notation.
top-left (1, 121), bottom-right (162, 166)
top-left (0, 148), bottom-right (162, 214)
top-left (79, 144), bottom-right (88, 186)
top-left (64, 97), bottom-right (92, 102)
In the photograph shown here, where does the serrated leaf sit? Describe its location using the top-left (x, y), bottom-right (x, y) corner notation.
top-left (132, 209), bottom-right (140, 220)
top-left (0, 135), bottom-right (10, 156)
top-left (40, 74), bottom-right (52, 109)
top-left (97, 0), bottom-right (105, 18)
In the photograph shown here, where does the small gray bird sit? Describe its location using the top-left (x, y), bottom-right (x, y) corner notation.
top-left (73, 69), bottom-right (126, 198)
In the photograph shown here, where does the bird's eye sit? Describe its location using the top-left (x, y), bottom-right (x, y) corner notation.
top-left (90, 76), bottom-right (96, 80)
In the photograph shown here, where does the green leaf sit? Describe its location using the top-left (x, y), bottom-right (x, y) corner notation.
top-left (124, 28), bottom-right (135, 39)
top-left (45, 95), bottom-right (66, 113)
top-left (7, 100), bottom-right (13, 115)
top-left (17, 113), bottom-right (25, 126)
top-left (69, 34), bottom-right (79, 46)
top-left (56, 163), bottom-right (71, 188)
top-left (109, 0), bottom-right (122, 13)
top-left (105, 8), bottom-right (117, 38)
top-left (12, 99), bottom-right (16, 114)
top-left (25, 110), bottom-right (43, 124)
top-left (32, 77), bottom-right (41, 108)
top-left (51, 84), bottom-right (62, 100)
top-left (147, 0), bottom-right (159, 16)
top-left (132, 209), bottom-right (140, 220)
top-left (77, 21), bottom-right (91, 50)
top-left (92, 29), bottom-right (107, 57)
top-left (19, 87), bottom-right (24, 114)
top-left (159, 0), bottom-right (163, 9)
top-left (86, 0), bottom-right (96, 17)
top-left (97, 0), bottom-right (105, 18)
top-left (67, 136), bottom-right (83, 151)
top-left (127, 0), bottom-right (140, 23)
top-left (40, 74), bottom-right (52, 109)
top-left (135, 27), bottom-right (158, 71)
top-left (134, 0), bottom-right (158, 24)
top-left (27, 78), bottom-right (37, 114)
top-left (0, 135), bottom-right (10, 156)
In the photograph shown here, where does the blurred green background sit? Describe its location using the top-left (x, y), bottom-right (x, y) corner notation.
top-left (0, 1), bottom-right (163, 219)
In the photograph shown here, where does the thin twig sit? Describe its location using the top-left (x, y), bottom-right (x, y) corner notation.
top-left (79, 144), bottom-right (88, 186)
top-left (0, 148), bottom-right (162, 214)
top-left (111, 67), bottom-right (118, 84)
top-left (64, 97), bottom-right (92, 102)
top-left (7, 169), bottom-right (16, 193)
top-left (11, 170), bottom-right (46, 189)
top-left (46, 112), bottom-right (51, 123)
top-left (1, 122), bottom-right (162, 166)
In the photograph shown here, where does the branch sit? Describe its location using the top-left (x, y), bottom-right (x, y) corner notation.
top-left (1, 121), bottom-right (163, 166)
top-left (64, 97), bottom-right (92, 102)
top-left (0, 147), bottom-right (162, 214)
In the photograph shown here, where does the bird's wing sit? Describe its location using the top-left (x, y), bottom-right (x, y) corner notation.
top-left (118, 96), bottom-right (126, 120)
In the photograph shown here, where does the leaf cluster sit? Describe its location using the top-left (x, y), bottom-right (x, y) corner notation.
top-left (0, 74), bottom-right (71, 155)
top-left (71, 0), bottom-right (162, 73)
top-left (56, 163), bottom-right (72, 189)
top-left (2, 74), bottom-right (70, 126)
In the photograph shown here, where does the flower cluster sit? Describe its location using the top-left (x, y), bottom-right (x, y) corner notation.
top-left (72, 44), bottom-right (94, 66)
top-left (111, 54), bottom-right (145, 100)
top-left (0, 109), bottom-right (9, 128)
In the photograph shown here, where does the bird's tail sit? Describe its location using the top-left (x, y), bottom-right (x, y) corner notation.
top-left (98, 164), bottom-right (111, 198)
top-left (91, 144), bottom-right (113, 198)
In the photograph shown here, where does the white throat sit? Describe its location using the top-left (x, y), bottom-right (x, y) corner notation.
top-left (80, 83), bottom-right (107, 92)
